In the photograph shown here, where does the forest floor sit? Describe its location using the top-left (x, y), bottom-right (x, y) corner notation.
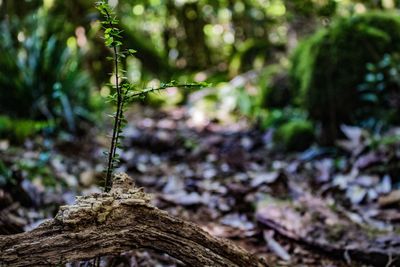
top-left (1, 105), bottom-right (399, 266)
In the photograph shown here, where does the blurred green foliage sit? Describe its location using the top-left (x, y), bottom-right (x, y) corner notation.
top-left (291, 12), bottom-right (400, 144)
top-left (17, 151), bottom-right (57, 187)
top-left (0, 0), bottom-right (399, 146)
top-left (0, 7), bottom-right (94, 133)
top-left (357, 53), bottom-right (400, 130)
top-left (0, 115), bottom-right (51, 143)
top-left (261, 107), bottom-right (308, 129)
top-left (0, 160), bottom-right (13, 186)
top-left (259, 64), bottom-right (292, 109)
top-left (274, 119), bottom-right (315, 151)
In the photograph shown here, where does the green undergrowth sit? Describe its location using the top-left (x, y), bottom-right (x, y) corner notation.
top-left (0, 115), bottom-right (53, 143)
top-left (291, 11), bottom-right (400, 143)
top-left (274, 119), bottom-right (315, 151)
top-left (0, 7), bottom-right (96, 133)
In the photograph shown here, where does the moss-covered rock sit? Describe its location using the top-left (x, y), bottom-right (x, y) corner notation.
top-left (259, 65), bottom-right (292, 109)
top-left (290, 12), bottom-right (400, 144)
top-left (274, 120), bottom-right (314, 151)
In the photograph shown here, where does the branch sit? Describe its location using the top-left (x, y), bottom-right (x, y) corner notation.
top-left (125, 82), bottom-right (209, 102)
top-left (0, 173), bottom-right (267, 267)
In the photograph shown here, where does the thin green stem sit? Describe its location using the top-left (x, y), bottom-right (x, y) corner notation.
top-left (96, 1), bottom-right (206, 192)
top-left (126, 83), bottom-right (204, 101)
top-left (104, 9), bottom-right (122, 191)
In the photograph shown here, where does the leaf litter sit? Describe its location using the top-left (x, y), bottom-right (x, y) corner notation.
top-left (1, 106), bottom-right (400, 266)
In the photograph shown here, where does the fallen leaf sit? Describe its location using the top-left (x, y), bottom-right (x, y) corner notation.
top-left (263, 230), bottom-right (291, 262)
top-left (378, 190), bottom-right (400, 207)
top-left (249, 171), bottom-right (279, 187)
top-left (337, 125), bottom-right (368, 155)
top-left (346, 185), bottom-right (366, 204)
top-left (220, 213), bottom-right (255, 231)
top-left (162, 191), bottom-right (204, 206)
top-left (354, 152), bottom-right (383, 170)
top-left (315, 159), bottom-right (333, 182)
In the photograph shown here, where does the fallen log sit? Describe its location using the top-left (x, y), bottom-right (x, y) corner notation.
top-left (0, 173), bottom-right (267, 266)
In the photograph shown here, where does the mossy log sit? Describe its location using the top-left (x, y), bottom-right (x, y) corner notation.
top-left (0, 173), bottom-right (267, 267)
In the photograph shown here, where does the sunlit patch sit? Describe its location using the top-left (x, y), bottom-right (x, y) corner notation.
top-left (382, 0), bottom-right (395, 8)
top-left (100, 86), bottom-right (110, 98)
top-left (218, 8), bottom-right (231, 21)
top-left (266, 2), bottom-right (286, 17)
top-left (354, 3), bottom-right (366, 13)
top-left (168, 48), bottom-right (179, 61)
top-left (166, 87), bottom-right (178, 96)
top-left (132, 4), bottom-right (144, 16)
top-left (223, 32), bottom-right (234, 44)
top-left (194, 72), bottom-right (207, 82)
top-left (17, 32), bottom-right (25, 42)
top-left (234, 2), bottom-right (245, 13)
top-left (108, 0), bottom-right (118, 8)
top-left (213, 24), bottom-right (224, 35)
top-left (43, 0), bottom-right (54, 9)
top-left (188, 107), bottom-right (208, 128)
top-left (147, 79), bottom-right (160, 88)
top-left (66, 36), bottom-right (77, 50)
top-left (109, 74), bottom-right (117, 86)
top-left (203, 24), bottom-right (213, 36)
top-left (75, 27), bottom-right (87, 48)
top-left (127, 57), bottom-right (142, 83)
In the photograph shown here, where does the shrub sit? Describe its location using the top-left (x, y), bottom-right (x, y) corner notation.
top-left (274, 119), bottom-right (315, 151)
top-left (96, 1), bottom-right (208, 190)
top-left (290, 12), bottom-right (400, 144)
top-left (357, 53), bottom-right (400, 130)
top-left (0, 8), bottom-right (94, 132)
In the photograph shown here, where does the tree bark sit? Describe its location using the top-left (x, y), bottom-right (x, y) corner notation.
top-left (0, 173), bottom-right (267, 267)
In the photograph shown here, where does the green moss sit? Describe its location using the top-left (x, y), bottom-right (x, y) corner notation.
top-left (0, 115), bottom-right (51, 143)
top-left (290, 12), bottom-right (400, 142)
top-left (274, 120), bottom-right (314, 151)
top-left (259, 64), bottom-right (292, 109)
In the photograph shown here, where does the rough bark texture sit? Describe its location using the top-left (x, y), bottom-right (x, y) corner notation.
top-left (0, 173), bottom-right (267, 267)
